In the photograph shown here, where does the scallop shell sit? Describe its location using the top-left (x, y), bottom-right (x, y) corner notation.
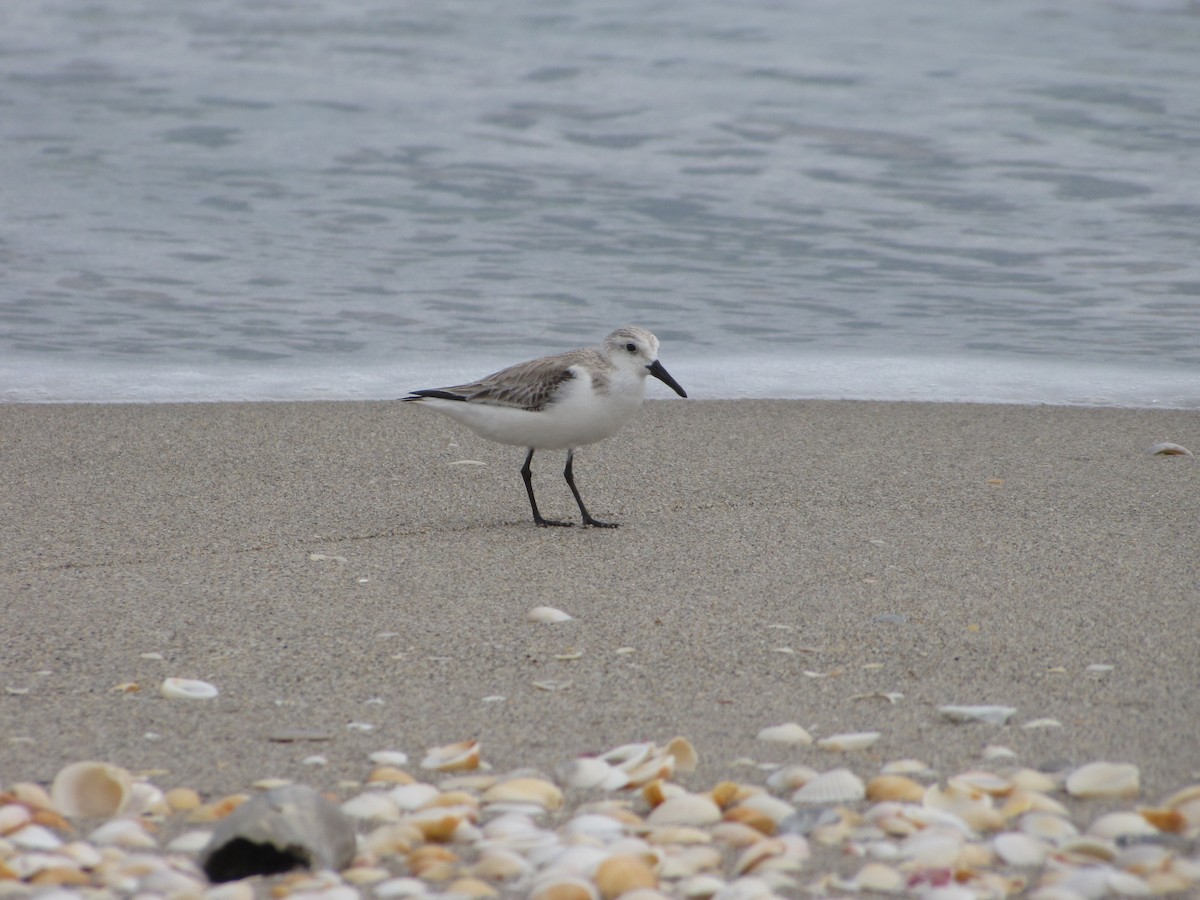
top-left (1065, 762), bottom-right (1140, 799)
top-left (527, 606), bottom-right (574, 623)
top-left (161, 677), bottom-right (219, 700)
top-left (937, 704), bottom-right (1015, 725)
top-left (50, 761), bottom-right (134, 819)
top-left (754, 723), bottom-right (813, 745)
top-left (816, 731), bottom-right (880, 752)
top-left (791, 769), bottom-right (865, 805)
top-left (421, 739), bottom-right (482, 772)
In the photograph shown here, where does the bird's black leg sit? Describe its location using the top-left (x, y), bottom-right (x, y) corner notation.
top-left (521, 448), bottom-right (573, 527)
top-left (563, 449), bottom-right (618, 528)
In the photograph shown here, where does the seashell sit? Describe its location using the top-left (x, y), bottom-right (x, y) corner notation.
top-left (167, 829), bottom-right (215, 853)
top-left (370, 749), bottom-right (411, 767)
top-left (678, 874), bottom-right (728, 898)
top-left (9, 823), bottom-right (63, 851)
top-left (1000, 789), bottom-right (1068, 819)
top-left (983, 745), bottom-right (1018, 761)
top-left (897, 828), bottom-right (963, 866)
top-left (600, 742), bottom-right (655, 770)
top-left (937, 705), bottom-right (1016, 725)
top-left (993, 831), bottom-right (1050, 867)
top-left (816, 731), bottom-right (880, 752)
top-left (1059, 835), bottom-right (1118, 862)
top-left (1065, 762), bottom-right (1140, 799)
top-left (344, 866), bottom-right (393, 886)
top-left (1020, 717), bottom-right (1062, 729)
top-left (722, 806), bottom-right (776, 835)
top-left (557, 757), bottom-right (624, 791)
top-left (390, 783), bottom-right (441, 811)
top-left (765, 764), bottom-right (820, 794)
top-left (854, 862), bottom-right (904, 892)
top-left (791, 769), bottom-right (865, 805)
top-left (1019, 812), bottom-right (1078, 844)
top-left (165, 787), bottom-right (202, 811)
top-left (879, 758), bottom-right (932, 776)
top-left (866, 775), bottom-right (925, 803)
top-left (646, 826), bottom-right (716, 848)
top-left (89, 818), bottom-right (158, 848)
top-left (1146, 442), bottom-right (1193, 456)
top-left (469, 847), bottom-right (534, 882)
top-left (1008, 768), bottom-right (1059, 794)
top-left (1139, 808), bottom-right (1187, 833)
top-left (11, 782), bottom-right (55, 810)
top-left (646, 793), bottom-right (722, 827)
top-left (595, 854), bottom-right (659, 898)
top-left (421, 739), bottom-right (482, 772)
top-left (369, 765), bottom-right (416, 785)
top-left (948, 771), bottom-right (1014, 797)
top-left (562, 812), bottom-right (627, 843)
top-left (666, 736), bottom-right (699, 773)
top-left (527, 606), bottom-right (574, 623)
top-left (484, 777), bottom-right (564, 812)
top-left (530, 875), bottom-right (599, 900)
top-left (734, 793), bottom-right (797, 826)
top-left (341, 792), bottom-right (400, 822)
top-left (754, 723), bottom-right (813, 745)
top-left (373, 876), bottom-right (429, 898)
top-left (407, 844), bottom-right (459, 880)
top-left (0, 804), bottom-right (32, 834)
top-left (447, 876), bottom-right (501, 898)
top-left (161, 677), bottom-right (219, 700)
top-left (1087, 812), bottom-right (1158, 840)
top-left (50, 761), bottom-right (134, 820)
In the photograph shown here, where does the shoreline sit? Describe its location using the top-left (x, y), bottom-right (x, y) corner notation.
top-left (4, 398), bottom-right (1198, 801)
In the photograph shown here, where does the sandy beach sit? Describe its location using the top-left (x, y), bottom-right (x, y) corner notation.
top-left (4, 397), bottom-right (1197, 809)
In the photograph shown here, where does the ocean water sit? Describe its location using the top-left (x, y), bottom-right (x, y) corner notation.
top-left (2, 0), bottom-right (1199, 407)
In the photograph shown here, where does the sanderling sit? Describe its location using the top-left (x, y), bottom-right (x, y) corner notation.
top-left (403, 325), bottom-right (687, 527)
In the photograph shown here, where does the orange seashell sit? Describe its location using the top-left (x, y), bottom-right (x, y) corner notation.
top-left (416, 814), bottom-right (464, 843)
top-left (30, 868), bottom-right (92, 887)
top-left (368, 766), bottom-right (416, 785)
top-left (531, 878), bottom-right (597, 900)
top-left (408, 844), bottom-right (459, 879)
top-left (1139, 808), bottom-right (1186, 833)
top-left (447, 876), bottom-right (500, 898)
top-left (867, 775), bottom-right (925, 803)
top-left (164, 787), bottom-right (202, 812)
top-left (595, 854), bottom-right (658, 899)
top-left (710, 781), bottom-right (742, 809)
top-left (723, 806), bottom-right (776, 836)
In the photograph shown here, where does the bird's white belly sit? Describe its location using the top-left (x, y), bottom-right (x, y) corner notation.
top-left (420, 369), bottom-right (645, 450)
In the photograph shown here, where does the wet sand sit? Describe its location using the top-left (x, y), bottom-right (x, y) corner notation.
top-left (2, 399), bottom-right (1198, 802)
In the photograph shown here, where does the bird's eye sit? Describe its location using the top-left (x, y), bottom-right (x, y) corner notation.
top-left (625, 342), bottom-right (637, 352)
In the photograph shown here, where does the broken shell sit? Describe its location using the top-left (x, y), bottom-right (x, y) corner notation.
top-left (161, 677), bottom-right (219, 700)
top-left (49, 761), bottom-right (134, 820)
top-left (1146, 442), bottom-right (1193, 456)
top-left (754, 723), bottom-right (813, 745)
top-left (866, 775), bottom-right (925, 803)
top-left (1065, 762), bottom-right (1140, 799)
top-left (937, 704), bottom-right (1016, 725)
top-left (557, 757), bottom-right (625, 791)
top-left (483, 778), bottom-right (564, 811)
top-left (421, 739), bottom-right (482, 772)
top-left (527, 606), bottom-right (574, 623)
top-left (595, 854), bottom-right (658, 898)
top-left (666, 736), bottom-right (699, 773)
top-left (816, 731), bottom-right (880, 752)
top-left (792, 769), bottom-right (865, 805)
top-left (993, 831), bottom-right (1050, 867)
top-left (645, 794), bottom-right (722, 827)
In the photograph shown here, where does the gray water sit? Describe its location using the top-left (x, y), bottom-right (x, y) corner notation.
top-left (3, 0), bottom-right (1200, 405)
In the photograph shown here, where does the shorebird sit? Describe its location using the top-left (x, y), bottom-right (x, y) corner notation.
top-left (403, 326), bottom-right (687, 527)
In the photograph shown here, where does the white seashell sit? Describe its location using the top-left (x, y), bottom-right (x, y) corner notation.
top-left (937, 704), bottom-right (1016, 725)
top-left (600, 741), bottom-right (655, 770)
top-left (765, 764), bottom-right (820, 793)
top-left (1087, 812), bottom-right (1157, 840)
top-left (755, 723), bottom-right (813, 745)
top-left (9, 823), bottom-right (63, 850)
top-left (666, 736), bottom-right (700, 773)
top-left (1021, 717), bottom-right (1062, 729)
top-left (370, 750), bottom-right (410, 767)
top-left (388, 783), bottom-right (440, 810)
top-left (161, 677), bottom-right (219, 700)
top-left (557, 757), bottom-right (621, 790)
top-left (561, 812), bottom-right (627, 843)
top-left (527, 606), bottom-right (574, 623)
top-left (854, 862), bottom-right (904, 892)
top-left (341, 792), bottom-right (400, 821)
top-left (1019, 812), bottom-right (1079, 844)
top-left (710, 875), bottom-right (777, 900)
top-left (167, 829), bottom-right (214, 853)
top-left (1065, 761), bottom-right (1140, 799)
top-left (879, 758), bottom-right (932, 776)
top-left (483, 777), bottom-right (564, 811)
top-left (897, 828), bottom-right (964, 866)
top-left (645, 793), bottom-right (722, 827)
top-left (993, 831), bottom-right (1050, 867)
top-left (420, 739), bottom-right (482, 772)
top-left (816, 731), bottom-right (880, 752)
top-left (50, 761), bottom-right (134, 819)
top-left (679, 874), bottom-right (728, 897)
top-left (1146, 442), bottom-right (1193, 456)
top-left (530, 875), bottom-right (599, 900)
top-left (89, 817), bottom-right (159, 848)
top-left (0, 803), bottom-right (32, 834)
top-left (58, 839), bottom-right (104, 868)
top-left (373, 877), bottom-right (431, 898)
top-left (735, 793), bottom-right (798, 825)
top-left (791, 769), bottom-right (865, 805)
top-left (983, 745), bottom-right (1018, 761)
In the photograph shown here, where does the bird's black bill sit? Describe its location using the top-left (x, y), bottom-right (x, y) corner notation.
top-left (647, 359), bottom-right (687, 397)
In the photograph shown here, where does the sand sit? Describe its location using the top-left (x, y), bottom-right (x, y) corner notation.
top-left (2, 399), bottom-right (1198, 803)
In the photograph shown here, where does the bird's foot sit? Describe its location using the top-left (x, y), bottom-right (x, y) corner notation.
top-left (582, 516), bottom-right (619, 529)
top-left (535, 517), bottom-right (575, 528)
